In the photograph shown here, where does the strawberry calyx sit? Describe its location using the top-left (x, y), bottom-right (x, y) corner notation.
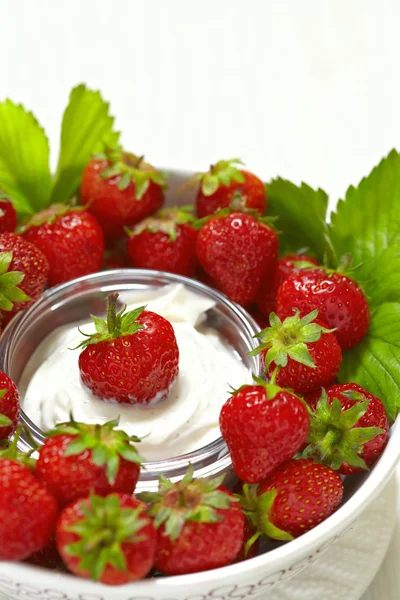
top-left (74, 293), bottom-right (145, 350)
top-left (0, 251), bottom-right (31, 312)
top-left (302, 389), bottom-right (384, 470)
top-left (64, 493), bottom-right (148, 581)
top-left (0, 190), bottom-right (11, 201)
top-left (199, 158), bottom-right (246, 196)
top-left (249, 310), bottom-right (335, 371)
top-left (95, 147), bottom-right (167, 199)
top-left (138, 465), bottom-right (234, 541)
top-left (194, 193), bottom-right (278, 230)
top-left (238, 484), bottom-right (294, 547)
top-left (0, 426), bottom-right (37, 470)
top-left (229, 374), bottom-right (284, 401)
top-left (125, 205), bottom-right (195, 242)
top-left (18, 204), bottom-right (75, 233)
top-left (46, 415), bottom-right (144, 484)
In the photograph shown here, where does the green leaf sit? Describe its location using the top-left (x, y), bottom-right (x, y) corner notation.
top-left (50, 84), bottom-right (119, 204)
top-left (266, 178), bottom-right (329, 261)
top-left (363, 245), bottom-right (400, 308)
top-left (0, 100), bottom-right (51, 217)
top-left (329, 149), bottom-right (400, 282)
top-left (339, 302), bottom-right (400, 419)
top-left (0, 414), bottom-right (12, 427)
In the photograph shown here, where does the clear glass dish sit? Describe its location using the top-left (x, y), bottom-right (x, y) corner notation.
top-left (0, 269), bottom-right (262, 491)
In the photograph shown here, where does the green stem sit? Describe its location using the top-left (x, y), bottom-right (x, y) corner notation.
top-left (319, 428), bottom-right (340, 457)
top-left (269, 366), bottom-right (280, 386)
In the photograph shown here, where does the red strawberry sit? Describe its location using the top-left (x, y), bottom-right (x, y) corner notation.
top-left (22, 205), bottom-right (104, 287)
top-left (0, 458), bottom-right (58, 560)
top-left (250, 310), bottom-right (342, 394)
top-left (276, 268), bottom-right (370, 350)
top-left (35, 417), bottom-right (143, 506)
top-left (196, 204), bottom-right (278, 306)
top-left (304, 383), bottom-right (388, 475)
top-left (102, 248), bottom-right (130, 271)
top-left (127, 206), bottom-right (198, 276)
top-left (196, 159), bottom-right (266, 218)
top-left (0, 372), bottom-right (20, 440)
top-left (139, 466), bottom-right (245, 575)
top-left (0, 191), bottom-right (17, 233)
top-left (77, 293), bottom-right (179, 404)
top-left (56, 493), bottom-right (156, 584)
top-left (220, 380), bottom-right (309, 483)
top-left (81, 149), bottom-right (165, 240)
top-left (241, 458), bottom-right (343, 541)
top-left (0, 233), bottom-right (48, 323)
top-left (232, 520), bottom-right (260, 563)
top-left (257, 254), bottom-right (318, 317)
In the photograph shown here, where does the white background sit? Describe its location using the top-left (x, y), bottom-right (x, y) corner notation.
top-left (1, 1), bottom-right (400, 598)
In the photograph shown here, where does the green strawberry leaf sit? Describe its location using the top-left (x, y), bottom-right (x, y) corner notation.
top-left (50, 84), bottom-right (120, 204)
top-left (265, 178), bottom-right (329, 261)
top-left (363, 244), bottom-right (400, 307)
top-left (339, 302), bottom-right (400, 420)
top-left (329, 149), bottom-right (400, 288)
top-left (0, 100), bottom-right (51, 217)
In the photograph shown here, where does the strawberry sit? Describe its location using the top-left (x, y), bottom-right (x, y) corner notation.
top-left (77, 293), bottom-right (179, 404)
top-left (81, 148), bottom-right (165, 240)
top-left (219, 379), bottom-right (309, 483)
top-left (276, 268), bottom-right (370, 350)
top-left (22, 204), bottom-right (104, 287)
top-left (249, 310), bottom-right (342, 394)
top-left (56, 493), bottom-right (156, 584)
top-left (257, 254), bottom-right (318, 317)
top-left (240, 458), bottom-right (343, 542)
top-left (196, 201), bottom-right (279, 306)
top-left (232, 520), bottom-right (260, 563)
top-left (303, 383), bottom-right (388, 474)
top-left (0, 372), bottom-right (20, 440)
top-left (0, 233), bottom-right (49, 323)
top-left (196, 159), bottom-right (266, 218)
top-left (138, 466), bottom-right (245, 575)
top-left (0, 190), bottom-right (17, 233)
top-left (0, 458), bottom-right (58, 560)
top-left (127, 206), bottom-right (198, 276)
top-left (102, 248), bottom-right (130, 271)
top-left (25, 536), bottom-right (63, 570)
top-left (35, 417), bottom-right (143, 506)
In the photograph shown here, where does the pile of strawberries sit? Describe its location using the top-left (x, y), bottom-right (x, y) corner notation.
top-left (0, 150), bottom-right (392, 586)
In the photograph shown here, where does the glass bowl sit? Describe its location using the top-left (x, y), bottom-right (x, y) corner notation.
top-left (0, 269), bottom-right (262, 492)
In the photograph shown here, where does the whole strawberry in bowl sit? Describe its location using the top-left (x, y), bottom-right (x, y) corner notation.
top-left (196, 159), bottom-right (267, 218)
top-left (127, 206), bottom-right (198, 276)
top-left (81, 148), bottom-right (166, 240)
top-left (22, 204), bottom-right (104, 287)
top-left (76, 292), bottom-right (179, 404)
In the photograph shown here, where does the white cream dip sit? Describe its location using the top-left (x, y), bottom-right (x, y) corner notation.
top-left (21, 283), bottom-right (251, 461)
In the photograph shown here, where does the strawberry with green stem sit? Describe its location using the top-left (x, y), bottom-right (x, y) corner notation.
top-left (56, 493), bottom-right (156, 584)
top-left (0, 371), bottom-right (20, 440)
top-left (239, 459), bottom-right (343, 546)
top-left (127, 206), bottom-right (198, 276)
top-left (81, 147), bottom-right (166, 240)
top-left (196, 159), bottom-right (267, 218)
top-left (220, 375), bottom-right (310, 483)
top-left (303, 383), bottom-right (388, 474)
top-left (0, 430), bottom-right (58, 561)
top-left (35, 417), bottom-right (144, 506)
top-left (0, 233), bottom-right (49, 323)
top-left (76, 292), bottom-right (179, 404)
top-left (276, 264), bottom-right (370, 350)
top-left (196, 195), bottom-right (279, 306)
top-left (138, 465), bottom-right (245, 575)
top-left (249, 309), bottom-right (342, 394)
top-left (22, 204), bottom-right (104, 287)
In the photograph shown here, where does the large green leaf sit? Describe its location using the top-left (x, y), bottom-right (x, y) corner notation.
top-left (339, 302), bottom-right (400, 420)
top-left (364, 245), bottom-right (400, 308)
top-left (266, 178), bottom-right (329, 261)
top-left (330, 149), bottom-right (400, 281)
top-left (0, 101), bottom-right (51, 216)
top-left (50, 84), bottom-right (119, 204)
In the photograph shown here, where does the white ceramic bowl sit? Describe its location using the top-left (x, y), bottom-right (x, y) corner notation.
top-left (0, 169), bottom-right (399, 600)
